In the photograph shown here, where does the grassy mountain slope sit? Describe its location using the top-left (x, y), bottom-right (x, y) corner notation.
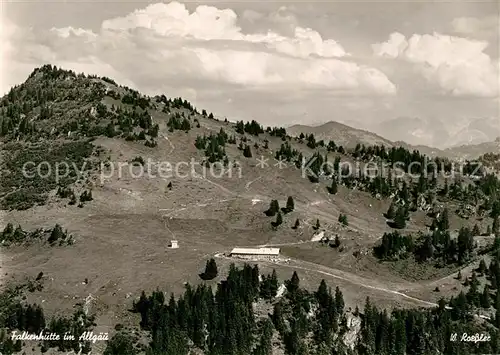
top-left (1, 65), bottom-right (499, 354)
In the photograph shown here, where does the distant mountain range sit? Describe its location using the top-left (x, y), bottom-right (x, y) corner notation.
top-left (370, 116), bottom-right (500, 149)
top-left (288, 121), bottom-right (500, 160)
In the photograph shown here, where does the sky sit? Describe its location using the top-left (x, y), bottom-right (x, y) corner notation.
top-left (1, 0), bottom-right (499, 148)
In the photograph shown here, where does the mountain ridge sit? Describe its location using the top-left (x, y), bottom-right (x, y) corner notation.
top-left (288, 121), bottom-right (500, 160)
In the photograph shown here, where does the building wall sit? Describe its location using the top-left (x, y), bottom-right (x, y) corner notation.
top-left (231, 254), bottom-right (279, 261)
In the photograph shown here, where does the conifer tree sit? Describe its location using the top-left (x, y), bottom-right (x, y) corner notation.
top-left (243, 144), bottom-right (252, 158)
top-left (439, 208), bottom-right (450, 231)
top-left (335, 286), bottom-right (344, 314)
top-left (48, 224), bottom-right (64, 243)
top-left (286, 271), bottom-right (300, 294)
top-left (472, 224), bottom-right (481, 237)
top-left (285, 196), bottom-right (295, 213)
top-left (201, 258), bottom-right (218, 280)
top-left (481, 286), bottom-right (491, 308)
top-left (386, 202), bottom-right (396, 219)
top-left (479, 259), bottom-right (487, 275)
top-left (275, 212), bottom-right (283, 227)
top-left (104, 332), bottom-right (137, 355)
top-left (494, 217), bottom-right (499, 236)
top-left (265, 200), bottom-right (280, 217)
top-left (496, 291), bottom-right (500, 328)
top-left (269, 269), bottom-right (279, 297)
top-left (393, 207), bottom-right (406, 229)
top-left (338, 214), bottom-right (348, 226)
top-left (333, 235), bottom-right (341, 248)
top-left (327, 178), bottom-right (338, 195)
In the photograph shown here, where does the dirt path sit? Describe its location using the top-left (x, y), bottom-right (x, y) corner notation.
top-left (214, 253), bottom-right (436, 308)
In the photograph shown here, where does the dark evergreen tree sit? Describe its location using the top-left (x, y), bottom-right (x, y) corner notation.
top-left (201, 258), bottom-right (218, 280)
top-left (338, 214), bottom-right (348, 226)
top-left (285, 196), bottom-right (295, 213)
top-left (273, 212), bottom-right (283, 228)
top-left (479, 259), bottom-right (487, 275)
top-left (481, 286), bottom-right (491, 308)
top-left (386, 202), bottom-right (396, 219)
top-left (104, 332), bottom-right (137, 355)
top-left (393, 206), bottom-right (406, 229)
top-left (327, 178), bottom-right (338, 195)
top-left (265, 200), bottom-right (280, 217)
top-left (243, 144), bottom-right (252, 158)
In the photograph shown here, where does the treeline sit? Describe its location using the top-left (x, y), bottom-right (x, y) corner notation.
top-left (374, 226), bottom-right (477, 265)
top-left (102, 263), bottom-right (500, 355)
top-left (358, 295), bottom-right (497, 355)
top-left (195, 128), bottom-right (238, 164)
top-left (0, 279), bottom-right (95, 355)
top-left (292, 131), bottom-right (498, 207)
top-left (131, 264), bottom-right (276, 355)
top-left (1, 223), bottom-right (74, 246)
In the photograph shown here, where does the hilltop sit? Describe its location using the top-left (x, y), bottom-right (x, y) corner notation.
top-left (1, 64), bottom-right (500, 355)
top-left (287, 121), bottom-right (394, 150)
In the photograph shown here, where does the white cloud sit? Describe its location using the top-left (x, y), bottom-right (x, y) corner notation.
top-left (373, 32), bottom-right (499, 97)
top-left (3, 1), bottom-right (395, 96)
top-left (101, 2), bottom-right (348, 58)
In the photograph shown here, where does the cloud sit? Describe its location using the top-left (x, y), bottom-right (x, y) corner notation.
top-left (3, 1), bottom-right (396, 97)
top-left (373, 32), bottom-right (499, 97)
top-left (101, 2), bottom-right (348, 58)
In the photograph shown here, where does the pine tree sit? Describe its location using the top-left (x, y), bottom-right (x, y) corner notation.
top-left (286, 271), bottom-right (300, 294)
top-left (265, 200), bottom-right (280, 217)
top-left (104, 332), bottom-right (137, 355)
top-left (479, 259), bottom-right (488, 275)
top-left (292, 219), bottom-right (300, 229)
top-left (269, 269), bottom-right (279, 297)
top-left (327, 178), bottom-right (338, 194)
top-left (334, 235), bottom-right (341, 248)
top-left (467, 272), bottom-right (479, 306)
top-left (496, 291), bottom-right (500, 328)
top-left (48, 224), bottom-right (64, 243)
top-left (439, 208), bottom-right (450, 231)
top-left (315, 279), bottom-right (329, 307)
top-left (273, 212), bottom-right (283, 228)
top-left (285, 196), bottom-right (295, 213)
top-left (393, 207), bottom-right (406, 229)
top-left (481, 286), bottom-right (491, 308)
top-left (243, 144), bottom-right (252, 158)
top-left (472, 224), bottom-right (481, 237)
top-left (386, 202), bottom-right (396, 219)
top-left (201, 258), bottom-right (218, 280)
top-left (494, 217), bottom-right (499, 236)
top-left (314, 219), bottom-right (320, 230)
top-left (335, 286), bottom-right (344, 314)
